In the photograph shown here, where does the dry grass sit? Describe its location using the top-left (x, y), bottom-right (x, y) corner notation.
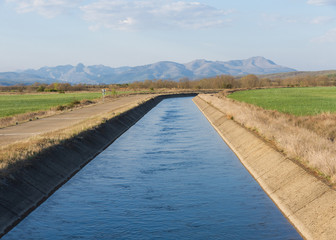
top-left (0, 99), bottom-right (142, 176)
top-left (200, 93), bottom-right (336, 183)
top-left (294, 113), bottom-right (336, 142)
top-left (0, 110), bottom-right (54, 128)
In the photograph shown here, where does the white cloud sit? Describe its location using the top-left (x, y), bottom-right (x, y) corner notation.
top-left (6, 0), bottom-right (83, 18)
top-left (310, 16), bottom-right (334, 24)
top-left (6, 0), bottom-right (233, 30)
top-left (80, 0), bottom-right (233, 30)
top-left (312, 28), bottom-right (336, 42)
top-left (261, 14), bottom-right (301, 26)
top-left (262, 14), bottom-right (334, 26)
top-left (307, 0), bottom-right (336, 6)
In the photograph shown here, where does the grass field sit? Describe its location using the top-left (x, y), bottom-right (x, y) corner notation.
top-left (228, 87), bottom-right (336, 116)
top-left (0, 92), bottom-right (102, 118)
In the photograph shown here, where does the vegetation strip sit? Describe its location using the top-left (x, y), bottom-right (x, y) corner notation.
top-left (193, 95), bottom-right (336, 240)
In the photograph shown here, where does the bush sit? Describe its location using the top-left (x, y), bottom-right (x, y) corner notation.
top-left (37, 86), bottom-right (45, 92)
top-left (68, 99), bottom-right (81, 108)
top-left (56, 105), bottom-right (66, 111)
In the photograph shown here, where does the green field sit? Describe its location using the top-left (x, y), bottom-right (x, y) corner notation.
top-left (228, 87), bottom-right (336, 116)
top-left (0, 92), bottom-right (102, 118)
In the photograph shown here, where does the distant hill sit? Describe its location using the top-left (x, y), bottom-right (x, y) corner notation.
top-left (259, 70), bottom-right (336, 80)
top-left (0, 57), bottom-right (296, 86)
top-left (0, 72), bottom-right (55, 86)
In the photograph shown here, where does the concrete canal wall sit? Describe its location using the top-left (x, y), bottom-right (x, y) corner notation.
top-left (0, 93), bottom-right (196, 237)
top-left (193, 95), bottom-right (336, 240)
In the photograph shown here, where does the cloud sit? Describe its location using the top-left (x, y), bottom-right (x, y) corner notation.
top-left (307, 0), bottom-right (336, 6)
top-left (6, 0), bottom-right (233, 30)
top-left (261, 14), bottom-right (301, 25)
top-left (80, 0), bottom-right (233, 30)
top-left (312, 28), bottom-right (336, 42)
top-left (262, 14), bottom-right (334, 26)
top-left (310, 16), bottom-right (334, 24)
top-left (6, 0), bottom-right (83, 18)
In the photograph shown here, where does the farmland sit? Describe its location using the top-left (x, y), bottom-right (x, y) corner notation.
top-left (228, 87), bottom-right (336, 116)
top-left (0, 92), bottom-right (102, 118)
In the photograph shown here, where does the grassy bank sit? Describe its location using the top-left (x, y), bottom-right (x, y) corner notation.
top-left (202, 91), bottom-right (336, 184)
top-left (0, 92), bottom-right (103, 118)
top-left (0, 90), bottom-right (153, 128)
top-left (228, 87), bottom-right (336, 116)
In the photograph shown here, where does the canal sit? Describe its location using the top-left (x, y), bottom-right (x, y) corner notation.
top-left (3, 97), bottom-right (302, 239)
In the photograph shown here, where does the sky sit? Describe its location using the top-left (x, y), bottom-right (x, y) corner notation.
top-left (1, 0), bottom-right (336, 72)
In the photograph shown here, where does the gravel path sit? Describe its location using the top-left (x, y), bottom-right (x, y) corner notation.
top-left (0, 94), bottom-right (153, 146)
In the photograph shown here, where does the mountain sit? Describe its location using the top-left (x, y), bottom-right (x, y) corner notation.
top-left (0, 72), bottom-right (53, 86)
top-left (0, 57), bottom-right (296, 85)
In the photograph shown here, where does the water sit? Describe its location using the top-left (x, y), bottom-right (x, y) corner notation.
top-left (3, 97), bottom-right (302, 240)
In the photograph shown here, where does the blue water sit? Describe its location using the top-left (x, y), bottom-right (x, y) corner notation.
top-left (3, 97), bottom-right (302, 240)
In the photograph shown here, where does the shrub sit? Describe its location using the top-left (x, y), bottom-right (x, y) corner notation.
top-left (68, 99), bottom-right (81, 108)
top-left (56, 105), bottom-right (66, 111)
top-left (37, 86), bottom-right (45, 92)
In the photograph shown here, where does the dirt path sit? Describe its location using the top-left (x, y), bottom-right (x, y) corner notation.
top-left (0, 94), bottom-right (154, 146)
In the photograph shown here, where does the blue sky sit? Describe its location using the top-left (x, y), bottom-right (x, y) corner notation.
top-left (1, 0), bottom-right (336, 72)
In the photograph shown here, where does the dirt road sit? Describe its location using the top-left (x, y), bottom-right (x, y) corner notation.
top-left (0, 94), bottom-right (153, 146)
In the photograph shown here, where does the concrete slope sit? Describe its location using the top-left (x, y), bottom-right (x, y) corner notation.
top-left (193, 95), bottom-right (336, 240)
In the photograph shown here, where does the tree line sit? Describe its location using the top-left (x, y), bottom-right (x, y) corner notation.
top-left (2, 73), bottom-right (336, 92)
top-left (125, 74), bottom-right (336, 89)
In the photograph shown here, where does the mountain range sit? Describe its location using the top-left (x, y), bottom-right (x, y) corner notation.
top-left (0, 57), bottom-right (296, 86)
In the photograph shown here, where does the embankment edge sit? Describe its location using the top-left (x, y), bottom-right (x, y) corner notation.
top-left (193, 95), bottom-right (336, 240)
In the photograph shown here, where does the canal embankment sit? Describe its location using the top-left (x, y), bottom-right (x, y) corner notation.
top-left (0, 93), bottom-right (197, 237)
top-left (193, 95), bottom-right (336, 240)
top-left (2, 96), bottom-right (300, 239)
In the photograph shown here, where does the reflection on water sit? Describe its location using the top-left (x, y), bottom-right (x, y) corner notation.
top-left (3, 97), bottom-right (302, 240)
